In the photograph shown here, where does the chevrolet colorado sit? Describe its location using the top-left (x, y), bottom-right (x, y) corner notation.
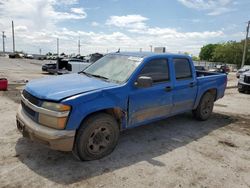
top-left (17, 52), bottom-right (227, 160)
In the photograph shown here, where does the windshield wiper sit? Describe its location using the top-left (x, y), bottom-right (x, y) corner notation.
top-left (79, 71), bottom-right (109, 81)
top-left (90, 74), bottom-right (109, 80)
top-left (78, 71), bottom-right (92, 77)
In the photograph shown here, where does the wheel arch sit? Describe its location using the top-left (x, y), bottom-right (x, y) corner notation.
top-left (194, 88), bottom-right (217, 109)
top-left (77, 107), bottom-right (126, 131)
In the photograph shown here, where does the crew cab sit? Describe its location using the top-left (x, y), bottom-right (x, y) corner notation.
top-left (16, 52), bottom-right (227, 161)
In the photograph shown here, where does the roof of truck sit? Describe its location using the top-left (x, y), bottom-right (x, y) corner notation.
top-left (109, 51), bottom-right (190, 59)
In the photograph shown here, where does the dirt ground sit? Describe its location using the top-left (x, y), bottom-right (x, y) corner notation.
top-left (0, 57), bottom-right (250, 188)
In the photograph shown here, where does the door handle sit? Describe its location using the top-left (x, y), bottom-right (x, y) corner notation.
top-left (189, 82), bottom-right (195, 87)
top-left (165, 86), bottom-right (172, 92)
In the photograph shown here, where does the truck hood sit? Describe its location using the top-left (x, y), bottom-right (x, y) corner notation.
top-left (25, 73), bottom-right (118, 101)
top-left (243, 71), bottom-right (250, 76)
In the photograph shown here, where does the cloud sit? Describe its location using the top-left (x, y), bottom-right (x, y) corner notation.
top-left (106, 15), bottom-right (148, 29)
top-left (15, 25), bottom-right (28, 32)
top-left (0, 0), bottom-right (87, 31)
top-left (91, 22), bottom-right (100, 27)
top-left (70, 7), bottom-right (86, 16)
top-left (177, 0), bottom-right (235, 16)
top-left (207, 7), bottom-right (233, 16)
top-left (106, 14), bottom-right (224, 40)
top-left (0, 1), bottom-right (235, 56)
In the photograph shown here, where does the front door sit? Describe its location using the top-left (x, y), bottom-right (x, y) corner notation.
top-left (128, 58), bottom-right (173, 126)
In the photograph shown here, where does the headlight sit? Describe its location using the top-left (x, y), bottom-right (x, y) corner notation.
top-left (41, 102), bottom-right (71, 112)
top-left (38, 102), bottom-right (71, 129)
top-left (239, 74), bottom-right (245, 82)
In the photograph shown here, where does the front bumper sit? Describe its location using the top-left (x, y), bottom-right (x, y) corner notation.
top-left (16, 106), bottom-right (75, 151)
top-left (238, 82), bottom-right (250, 92)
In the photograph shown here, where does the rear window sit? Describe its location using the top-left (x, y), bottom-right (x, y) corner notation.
top-left (173, 58), bottom-right (192, 80)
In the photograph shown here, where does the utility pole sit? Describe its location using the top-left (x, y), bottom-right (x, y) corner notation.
top-left (12, 20), bottom-right (15, 53)
top-left (78, 37), bottom-right (81, 55)
top-left (39, 48), bottom-right (42, 55)
top-left (139, 48), bottom-right (142, 52)
top-left (149, 45), bottom-right (152, 52)
top-left (56, 38), bottom-right (59, 74)
top-left (241, 21), bottom-right (250, 68)
top-left (2, 31), bottom-right (6, 53)
top-left (57, 38), bottom-right (59, 56)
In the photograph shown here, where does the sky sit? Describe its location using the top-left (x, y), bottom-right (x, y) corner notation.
top-left (0, 0), bottom-right (249, 56)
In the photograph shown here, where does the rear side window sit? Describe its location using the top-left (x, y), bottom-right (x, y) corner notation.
top-left (173, 58), bottom-right (192, 80)
top-left (138, 59), bottom-right (169, 83)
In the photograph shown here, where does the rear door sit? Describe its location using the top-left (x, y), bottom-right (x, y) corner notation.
top-left (128, 58), bottom-right (173, 126)
top-left (172, 58), bottom-right (197, 113)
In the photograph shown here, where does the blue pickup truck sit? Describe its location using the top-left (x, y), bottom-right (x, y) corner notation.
top-left (16, 52), bottom-right (227, 160)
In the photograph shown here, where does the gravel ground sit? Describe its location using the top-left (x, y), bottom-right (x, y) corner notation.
top-left (0, 57), bottom-right (250, 188)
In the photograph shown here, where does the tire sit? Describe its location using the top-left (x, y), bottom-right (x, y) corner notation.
top-left (193, 92), bottom-right (215, 121)
top-left (238, 88), bottom-right (244, 93)
top-left (74, 113), bottom-right (119, 161)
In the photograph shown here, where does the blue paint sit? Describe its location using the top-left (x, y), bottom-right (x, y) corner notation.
top-left (23, 52), bottom-right (227, 131)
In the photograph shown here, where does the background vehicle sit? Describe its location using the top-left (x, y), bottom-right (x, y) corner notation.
top-left (208, 64), bottom-right (229, 74)
top-left (42, 62), bottom-right (56, 72)
top-left (42, 53), bottom-right (103, 74)
top-left (236, 65), bottom-right (250, 78)
top-left (238, 70), bottom-right (250, 93)
top-left (17, 52), bottom-right (227, 161)
top-left (195, 65), bottom-right (206, 71)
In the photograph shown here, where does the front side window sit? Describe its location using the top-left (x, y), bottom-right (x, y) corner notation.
top-left (138, 59), bottom-right (169, 83)
top-left (173, 58), bottom-right (192, 80)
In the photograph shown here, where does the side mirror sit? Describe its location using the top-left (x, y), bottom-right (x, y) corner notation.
top-left (135, 76), bottom-right (153, 88)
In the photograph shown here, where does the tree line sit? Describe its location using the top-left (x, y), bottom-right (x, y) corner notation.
top-left (198, 40), bottom-right (250, 68)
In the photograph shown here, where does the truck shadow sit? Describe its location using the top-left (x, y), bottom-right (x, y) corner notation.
top-left (15, 112), bottom-right (237, 185)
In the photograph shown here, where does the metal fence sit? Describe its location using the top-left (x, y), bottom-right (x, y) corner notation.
top-left (194, 61), bottom-right (238, 72)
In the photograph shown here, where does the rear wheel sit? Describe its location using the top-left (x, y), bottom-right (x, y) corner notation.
top-left (74, 113), bottom-right (119, 161)
top-left (193, 92), bottom-right (215, 121)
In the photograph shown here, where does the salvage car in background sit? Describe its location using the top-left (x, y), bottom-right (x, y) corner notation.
top-left (209, 64), bottom-right (230, 74)
top-left (236, 65), bottom-right (250, 78)
top-left (238, 70), bottom-right (250, 93)
top-left (195, 65), bottom-right (206, 71)
top-left (42, 53), bottom-right (103, 74)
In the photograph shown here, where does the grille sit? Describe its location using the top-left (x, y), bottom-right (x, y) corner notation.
top-left (244, 76), bottom-right (250, 84)
top-left (22, 90), bottom-right (40, 106)
top-left (21, 100), bottom-right (36, 120)
top-left (21, 90), bottom-right (41, 122)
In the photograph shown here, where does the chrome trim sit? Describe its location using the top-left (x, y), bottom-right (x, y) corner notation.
top-left (21, 94), bottom-right (69, 117)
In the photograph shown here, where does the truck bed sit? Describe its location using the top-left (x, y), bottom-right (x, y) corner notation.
top-left (195, 71), bottom-right (227, 105)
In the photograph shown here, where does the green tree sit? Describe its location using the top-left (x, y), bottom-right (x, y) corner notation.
top-left (192, 56), bottom-right (200, 61)
top-left (212, 41), bottom-right (243, 67)
top-left (199, 44), bottom-right (219, 61)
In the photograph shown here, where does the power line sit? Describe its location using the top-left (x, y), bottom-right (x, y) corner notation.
top-left (241, 21), bottom-right (250, 68)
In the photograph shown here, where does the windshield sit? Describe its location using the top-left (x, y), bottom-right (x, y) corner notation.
top-left (82, 54), bottom-right (143, 83)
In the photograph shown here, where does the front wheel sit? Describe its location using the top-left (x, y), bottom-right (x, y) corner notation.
top-left (74, 113), bottom-right (119, 161)
top-left (193, 92), bottom-right (215, 121)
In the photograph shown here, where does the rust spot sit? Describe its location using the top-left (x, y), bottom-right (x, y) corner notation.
top-left (132, 105), bottom-right (171, 123)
